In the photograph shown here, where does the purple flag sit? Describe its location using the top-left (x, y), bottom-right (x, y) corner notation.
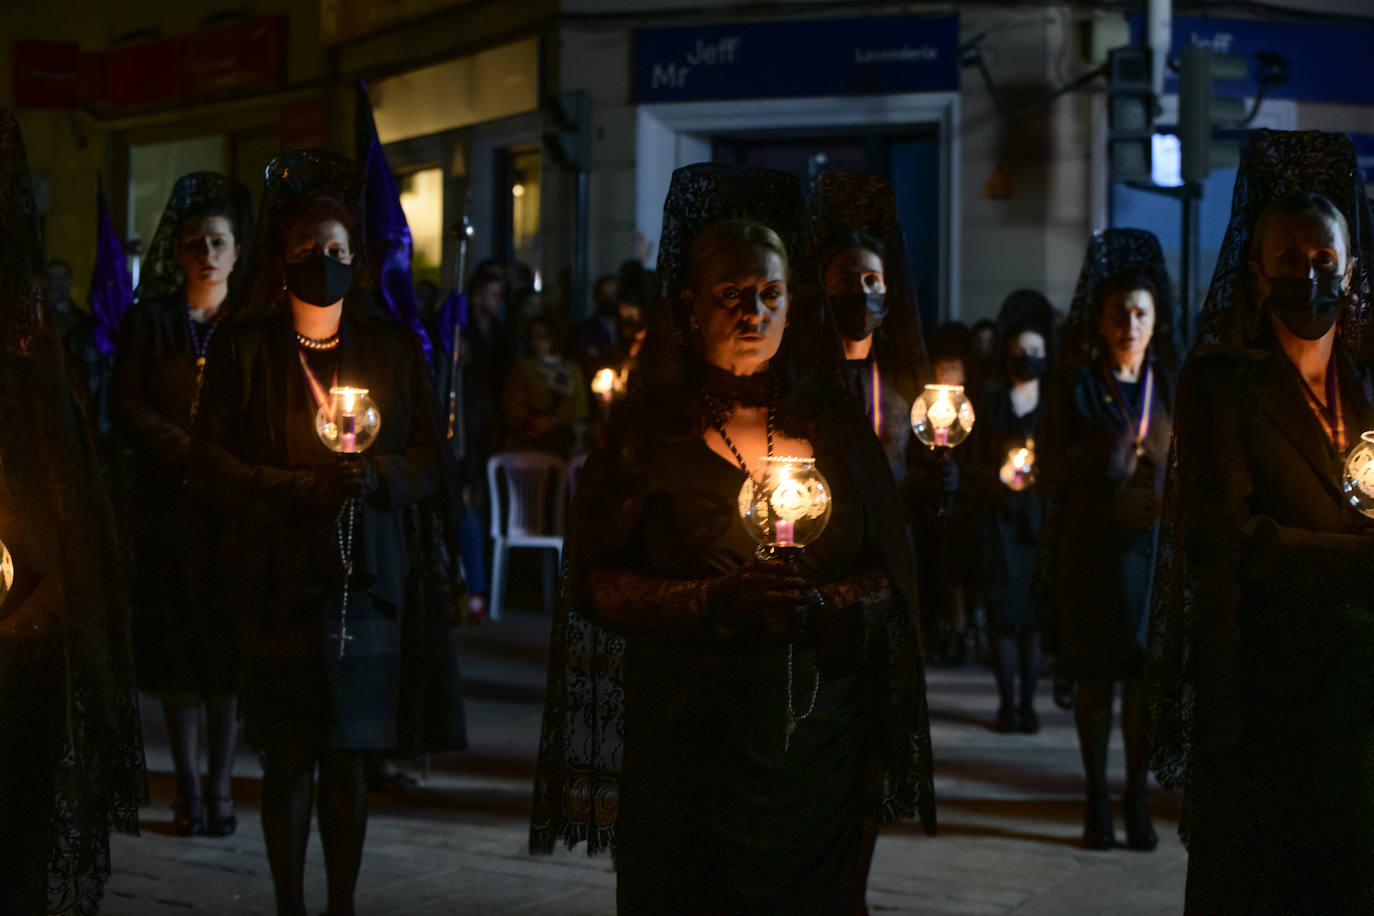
top-left (433, 290), bottom-right (469, 359)
top-left (358, 81), bottom-right (432, 362)
top-left (90, 184), bottom-right (133, 359)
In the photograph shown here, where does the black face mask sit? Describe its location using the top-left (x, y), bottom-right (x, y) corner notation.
top-left (1265, 274), bottom-right (1344, 341)
top-left (831, 292), bottom-right (888, 342)
top-left (1008, 353), bottom-right (1047, 382)
top-left (284, 254), bottom-right (353, 308)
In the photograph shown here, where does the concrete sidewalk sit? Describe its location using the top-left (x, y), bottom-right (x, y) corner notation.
top-left (104, 609), bottom-right (1186, 915)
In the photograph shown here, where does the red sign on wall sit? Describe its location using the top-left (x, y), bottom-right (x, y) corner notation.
top-left (13, 17), bottom-right (286, 110)
top-left (12, 40), bottom-right (93, 108)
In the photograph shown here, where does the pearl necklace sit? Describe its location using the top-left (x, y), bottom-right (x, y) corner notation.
top-left (296, 331), bottom-right (339, 351)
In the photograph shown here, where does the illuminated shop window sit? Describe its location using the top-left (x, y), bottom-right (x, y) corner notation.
top-left (509, 144), bottom-right (540, 272)
top-left (127, 136), bottom-right (223, 288)
top-left (397, 167), bottom-right (444, 287)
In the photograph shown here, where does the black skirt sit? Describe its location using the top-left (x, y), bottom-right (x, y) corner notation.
top-left (129, 507), bottom-right (237, 696)
top-left (239, 589), bottom-right (400, 752)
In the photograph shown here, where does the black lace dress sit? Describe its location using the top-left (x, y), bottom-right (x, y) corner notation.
top-left (614, 438), bottom-right (869, 912)
top-left (531, 164), bottom-right (936, 905)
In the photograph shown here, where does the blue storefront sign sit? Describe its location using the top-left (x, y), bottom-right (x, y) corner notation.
top-left (634, 15), bottom-right (959, 103)
top-left (1129, 14), bottom-right (1374, 107)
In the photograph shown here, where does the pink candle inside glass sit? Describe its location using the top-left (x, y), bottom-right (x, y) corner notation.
top-left (775, 518), bottom-right (795, 546)
top-left (933, 426), bottom-right (949, 447)
top-left (341, 413), bottom-right (357, 452)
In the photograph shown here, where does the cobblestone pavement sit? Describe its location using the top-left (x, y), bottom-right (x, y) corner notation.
top-left (105, 609), bottom-right (1186, 915)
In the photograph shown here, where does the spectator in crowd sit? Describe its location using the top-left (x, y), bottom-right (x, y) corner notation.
top-left (503, 312), bottom-right (588, 458)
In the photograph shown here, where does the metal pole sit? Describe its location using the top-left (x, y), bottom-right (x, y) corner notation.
top-left (1179, 181), bottom-right (1201, 349)
top-left (574, 169), bottom-right (589, 321)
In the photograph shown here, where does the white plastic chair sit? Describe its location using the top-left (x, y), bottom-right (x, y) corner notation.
top-left (486, 451), bottom-right (568, 621)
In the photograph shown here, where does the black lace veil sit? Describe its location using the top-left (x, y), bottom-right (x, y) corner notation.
top-left (807, 170), bottom-right (929, 399)
top-left (0, 110), bottom-right (146, 914)
top-left (1063, 228), bottom-right (1179, 372)
top-left (240, 149), bottom-right (368, 322)
top-left (134, 171), bottom-right (254, 304)
top-left (531, 164), bottom-right (936, 856)
top-left (1194, 130), bottom-right (1374, 359)
top-left (1147, 130), bottom-right (1374, 823)
top-left (638, 162), bottom-right (847, 402)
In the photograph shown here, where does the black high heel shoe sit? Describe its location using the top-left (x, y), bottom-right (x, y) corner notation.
top-left (206, 797), bottom-right (237, 838)
top-left (1124, 791), bottom-right (1157, 851)
top-left (173, 797), bottom-right (204, 837)
top-left (1082, 789), bottom-right (1114, 851)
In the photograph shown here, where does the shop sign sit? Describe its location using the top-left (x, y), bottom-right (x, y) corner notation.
top-left (12, 41), bottom-right (93, 109)
top-left (12, 16), bottom-right (285, 110)
top-left (634, 15), bottom-right (959, 103)
top-left (1129, 14), bottom-right (1374, 107)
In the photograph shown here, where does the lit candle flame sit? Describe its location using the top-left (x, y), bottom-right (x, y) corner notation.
top-left (591, 368), bottom-right (616, 397)
top-left (331, 386), bottom-right (368, 416)
top-left (928, 394), bottom-right (957, 429)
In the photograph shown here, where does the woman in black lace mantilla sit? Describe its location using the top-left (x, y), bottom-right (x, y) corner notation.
top-left (111, 171), bottom-right (253, 838)
top-left (192, 149), bottom-right (440, 916)
top-left (0, 109), bottom-right (146, 916)
top-left (1040, 228), bottom-right (1177, 851)
top-left (806, 170), bottom-right (928, 484)
top-left (530, 163), bottom-right (935, 913)
top-left (969, 289), bottom-right (1057, 733)
top-left (1147, 129), bottom-right (1374, 912)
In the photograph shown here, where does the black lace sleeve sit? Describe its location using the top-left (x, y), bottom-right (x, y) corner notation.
top-left (529, 425), bottom-right (642, 855)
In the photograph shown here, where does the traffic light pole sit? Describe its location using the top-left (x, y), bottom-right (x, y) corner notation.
top-left (1179, 180), bottom-right (1202, 348)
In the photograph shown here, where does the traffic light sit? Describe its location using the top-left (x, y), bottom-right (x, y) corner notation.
top-left (1178, 45), bottom-right (1247, 183)
top-left (1107, 46), bottom-right (1155, 184)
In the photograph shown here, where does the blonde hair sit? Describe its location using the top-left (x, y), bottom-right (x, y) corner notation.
top-left (685, 219), bottom-right (790, 291)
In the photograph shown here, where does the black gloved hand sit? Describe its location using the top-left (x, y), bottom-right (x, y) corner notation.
top-left (293, 464), bottom-right (362, 511)
top-left (341, 458), bottom-right (382, 502)
top-left (292, 466), bottom-right (348, 508)
top-left (935, 449), bottom-right (960, 494)
top-left (704, 560), bottom-right (813, 645)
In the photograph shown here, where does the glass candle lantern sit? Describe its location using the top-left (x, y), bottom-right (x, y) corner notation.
top-left (1343, 430), bottom-right (1374, 518)
top-left (316, 386), bottom-right (382, 454)
top-left (911, 384), bottom-right (975, 448)
top-left (0, 536), bottom-right (11, 609)
top-left (738, 456), bottom-right (833, 553)
top-left (999, 438), bottom-right (1036, 491)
